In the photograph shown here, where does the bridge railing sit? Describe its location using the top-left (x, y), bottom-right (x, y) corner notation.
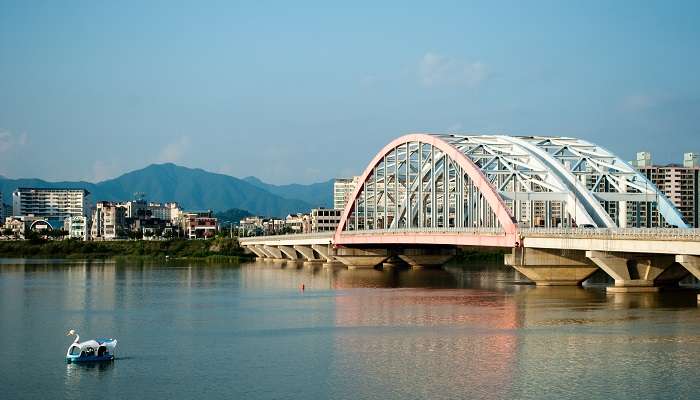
top-left (520, 227), bottom-right (700, 241)
top-left (341, 227), bottom-right (507, 235)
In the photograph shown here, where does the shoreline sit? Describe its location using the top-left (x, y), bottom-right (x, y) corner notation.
top-left (0, 238), bottom-right (253, 261)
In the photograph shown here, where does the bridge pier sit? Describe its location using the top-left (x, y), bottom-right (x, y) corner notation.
top-left (397, 248), bottom-right (456, 269)
top-left (311, 244), bottom-right (343, 268)
top-left (675, 255), bottom-right (700, 303)
top-left (278, 245), bottom-right (299, 261)
top-left (263, 245), bottom-right (285, 261)
top-left (293, 245), bottom-right (320, 262)
top-left (333, 247), bottom-right (390, 269)
top-left (505, 248), bottom-right (598, 286)
top-left (245, 245), bottom-right (267, 259)
top-left (586, 251), bottom-right (677, 293)
top-left (254, 245), bottom-right (275, 260)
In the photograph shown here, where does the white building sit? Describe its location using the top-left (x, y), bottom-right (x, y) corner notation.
top-left (239, 216), bottom-right (264, 236)
top-left (90, 201), bottom-right (126, 240)
top-left (333, 177), bottom-right (360, 210)
top-left (64, 216), bottom-right (88, 240)
top-left (12, 188), bottom-right (89, 227)
top-left (310, 208), bottom-right (342, 232)
top-left (148, 202), bottom-right (182, 223)
top-left (285, 213), bottom-right (310, 233)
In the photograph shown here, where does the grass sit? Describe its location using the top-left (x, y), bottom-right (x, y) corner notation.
top-left (0, 237), bottom-right (253, 260)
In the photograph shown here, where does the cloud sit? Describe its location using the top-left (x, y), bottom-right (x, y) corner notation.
top-left (0, 129), bottom-right (28, 153)
top-left (419, 52), bottom-right (488, 88)
top-left (92, 160), bottom-right (120, 182)
top-left (158, 136), bottom-right (190, 163)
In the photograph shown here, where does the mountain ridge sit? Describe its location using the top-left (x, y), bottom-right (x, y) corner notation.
top-left (0, 163), bottom-right (331, 217)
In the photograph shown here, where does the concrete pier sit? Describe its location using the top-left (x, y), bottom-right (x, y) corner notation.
top-left (586, 251), bottom-right (676, 293)
top-left (333, 247), bottom-right (390, 269)
top-left (505, 248), bottom-right (598, 286)
top-left (397, 248), bottom-right (455, 269)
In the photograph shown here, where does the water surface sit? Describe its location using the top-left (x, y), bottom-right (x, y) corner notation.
top-left (1, 259), bottom-right (699, 399)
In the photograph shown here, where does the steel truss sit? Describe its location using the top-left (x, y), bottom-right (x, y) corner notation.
top-left (342, 134), bottom-right (687, 232)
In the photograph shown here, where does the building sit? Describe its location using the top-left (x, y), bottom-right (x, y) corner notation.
top-left (120, 199), bottom-right (148, 219)
top-left (334, 177), bottom-right (360, 210)
top-left (180, 211), bottom-right (217, 239)
top-left (132, 218), bottom-right (176, 239)
top-left (3, 215), bottom-right (52, 237)
top-left (64, 216), bottom-right (88, 240)
top-left (148, 202), bottom-right (181, 223)
top-left (310, 208), bottom-right (342, 232)
top-left (90, 201), bottom-right (126, 240)
top-left (239, 216), bottom-right (265, 236)
top-left (284, 213), bottom-right (310, 234)
top-left (263, 218), bottom-right (286, 235)
top-left (12, 188), bottom-right (89, 228)
top-left (633, 152), bottom-right (700, 227)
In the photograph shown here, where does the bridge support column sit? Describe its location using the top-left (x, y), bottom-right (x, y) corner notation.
top-left (245, 245), bottom-right (266, 259)
top-left (333, 247), bottom-right (390, 269)
top-left (255, 245), bottom-right (274, 260)
top-left (505, 248), bottom-right (598, 286)
top-left (278, 245), bottom-right (299, 261)
top-left (263, 245), bottom-right (285, 261)
top-left (312, 244), bottom-right (343, 268)
top-left (676, 255), bottom-right (700, 303)
top-left (293, 245), bottom-right (320, 262)
top-left (397, 248), bottom-right (456, 269)
top-left (586, 251), bottom-right (677, 293)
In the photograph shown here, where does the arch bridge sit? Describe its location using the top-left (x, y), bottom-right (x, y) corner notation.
top-left (241, 133), bottom-right (700, 293)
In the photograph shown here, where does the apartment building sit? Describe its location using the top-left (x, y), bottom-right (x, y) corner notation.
top-left (90, 201), bottom-right (126, 240)
top-left (333, 177), bottom-right (360, 210)
top-left (64, 215), bottom-right (89, 240)
top-left (633, 152), bottom-right (700, 227)
top-left (12, 188), bottom-right (89, 228)
top-left (310, 208), bottom-right (342, 232)
top-left (180, 211), bottom-right (217, 239)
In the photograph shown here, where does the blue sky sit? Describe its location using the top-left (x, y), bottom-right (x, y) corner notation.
top-left (1, 1), bottom-right (698, 184)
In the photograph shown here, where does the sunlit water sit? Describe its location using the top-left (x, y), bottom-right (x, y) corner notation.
top-left (1, 258), bottom-right (700, 400)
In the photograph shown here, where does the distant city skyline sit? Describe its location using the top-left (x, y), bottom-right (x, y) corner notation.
top-left (1, 1), bottom-right (699, 184)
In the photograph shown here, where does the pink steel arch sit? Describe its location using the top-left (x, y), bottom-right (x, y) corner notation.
top-left (333, 133), bottom-right (518, 247)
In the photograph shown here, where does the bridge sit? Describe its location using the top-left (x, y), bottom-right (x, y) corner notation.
top-left (240, 133), bottom-right (700, 293)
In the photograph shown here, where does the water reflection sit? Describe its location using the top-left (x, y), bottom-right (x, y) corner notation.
top-left (2, 259), bottom-right (700, 400)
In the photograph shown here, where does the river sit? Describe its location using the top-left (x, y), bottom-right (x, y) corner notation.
top-left (1, 258), bottom-right (699, 399)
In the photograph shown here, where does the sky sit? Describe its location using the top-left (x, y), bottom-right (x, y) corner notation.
top-left (1, 0), bottom-right (699, 184)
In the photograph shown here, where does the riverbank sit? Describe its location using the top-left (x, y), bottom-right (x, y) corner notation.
top-left (0, 237), bottom-right (253, 260)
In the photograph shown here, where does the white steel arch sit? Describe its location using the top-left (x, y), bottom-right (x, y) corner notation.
top-left (338, 133), bottom-right (688, 236)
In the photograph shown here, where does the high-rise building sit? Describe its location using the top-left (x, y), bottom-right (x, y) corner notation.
top-left (12, 188), bottom-right (89, 229)
top-left (333, 176), bottom-right (360, 210)
top-left (633, 152), bottom-right (700, 227)
top-left (90, 201), bottom-right (126, 240)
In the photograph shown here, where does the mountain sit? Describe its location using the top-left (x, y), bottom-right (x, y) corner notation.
top-left (214, 208), bottom-right (253, 225)
top-left (243, 176), bottom-right (334, 208)
top-left (0, 163), bottom-right (317, 217)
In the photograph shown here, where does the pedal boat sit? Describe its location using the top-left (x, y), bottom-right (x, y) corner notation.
top-left (65, 329), bottom-right (117, 363)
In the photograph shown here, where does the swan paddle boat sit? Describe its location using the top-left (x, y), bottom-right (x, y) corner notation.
top-left (65, 329), bottom-right (117, 363)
